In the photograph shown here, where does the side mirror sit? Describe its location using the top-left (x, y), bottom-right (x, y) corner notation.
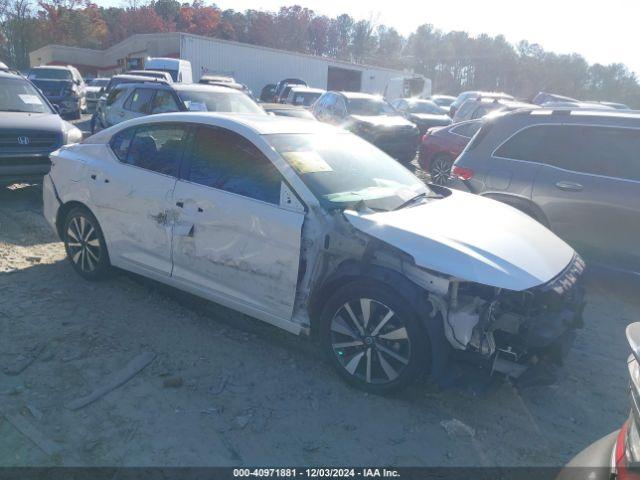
top-left (627, 323), bottom-right (640, 363)
top-left (99, 87), bottom-right (104, 94)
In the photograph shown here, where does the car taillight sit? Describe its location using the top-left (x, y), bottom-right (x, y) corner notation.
top-left (615, 421), bottom-right (640, 480)
top-left (451, 165), bottom-right (474, 181)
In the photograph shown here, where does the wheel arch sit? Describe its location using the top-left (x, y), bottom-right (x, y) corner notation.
top-left (308, 259), bottom-right (450, 378)
top-left (480, 192), bottom-right (550, 228)
top-left (55, 200), bottom-right (99, 239)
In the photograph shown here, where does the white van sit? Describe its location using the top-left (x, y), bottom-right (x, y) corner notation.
top-left (144, 57), bottom-right (193, 83)
top-left (384, 75), bottom-right (432, 101)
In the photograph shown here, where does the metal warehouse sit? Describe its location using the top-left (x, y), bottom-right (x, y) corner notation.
top-left (29, 32), bottom-right (410, 96)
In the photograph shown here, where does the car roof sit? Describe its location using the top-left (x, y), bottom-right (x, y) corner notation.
top-left (171, 83), bottom-right (244, 93)
top-left (289, 87), bottom-right (324, 93)
top-left (337, 91), bottom-right (382, 100)
top-left (261, 103), bottom-right (307, 110)
top-left (500, 107), bottom-right (640, 124)
top-left (31, 65), bottom-right (72, 70)
top-left (100, 112), bottom-right (339, 136)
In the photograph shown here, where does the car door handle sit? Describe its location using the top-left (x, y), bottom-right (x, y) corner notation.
top-left (555, 181), bottom-right (583, 192)
top-left (118, 111), bottom-right (125, 117)
top-left (176, 201), bottom-right (184, 208)
top-left (90, 174), bottom-right (96, 180)
top-left (197, 207), bottom-right (203, 213)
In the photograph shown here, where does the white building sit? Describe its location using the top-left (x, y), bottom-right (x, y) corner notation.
top-left (29, 32), bottom-right (414, 96)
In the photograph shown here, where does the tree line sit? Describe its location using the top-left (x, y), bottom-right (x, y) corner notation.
top-left (1, 0), bottom-right (639, 107)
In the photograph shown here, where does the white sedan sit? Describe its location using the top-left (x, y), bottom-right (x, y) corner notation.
top-left (44, 112), bottom-right (585, 392)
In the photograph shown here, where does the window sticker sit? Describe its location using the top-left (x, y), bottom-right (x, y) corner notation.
top-left (19, 94), bottom-right (43, 105)
top-left (282, 151), bottom-right (333, 174)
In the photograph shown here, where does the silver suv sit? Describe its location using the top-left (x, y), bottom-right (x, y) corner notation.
top-left (450, 108), bottom-right (640, 272)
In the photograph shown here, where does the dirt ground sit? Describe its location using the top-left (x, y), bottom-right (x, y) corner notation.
top-left (1, 115), bottom-right (639, 467)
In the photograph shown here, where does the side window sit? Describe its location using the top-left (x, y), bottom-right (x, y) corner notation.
top-left (110, 127), bottom-right (135, 161)
top-left (124, 88), bottom-right (155, 114)
top-left (106, 87), bottom-right (125, 107)
top-left (187, 126), bottom-right (282, 204)
top-left (575, 126), bottom-right (640, 180)
top-left (124, 124), bottom-right (188, 176)
top-left (494, 125), bottom-right (556, 162)
top-left (151, 90), bottom-right (180, 114)
top-left (472, 106), bottom-right (487, 119)
top-left (452, 121), bottom-right (481, 138)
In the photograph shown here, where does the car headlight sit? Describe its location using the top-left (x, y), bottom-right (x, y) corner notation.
top-left (64, 125), bottom-right (83, 144)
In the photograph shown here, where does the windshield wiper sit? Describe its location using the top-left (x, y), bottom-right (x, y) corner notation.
top-left (394, 192), bottom-right (441, 210)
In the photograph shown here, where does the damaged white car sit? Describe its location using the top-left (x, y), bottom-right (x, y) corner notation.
top-left (43, 112), bottom-right (585, 393)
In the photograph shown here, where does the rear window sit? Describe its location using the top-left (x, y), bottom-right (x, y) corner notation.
top-left (494, 124), bottom-right (640, 181)
top-left (28, 68), bottom-right (72, 81)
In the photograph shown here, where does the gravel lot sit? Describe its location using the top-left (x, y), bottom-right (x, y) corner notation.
top-left (0, 115), bottom-right (639, 467)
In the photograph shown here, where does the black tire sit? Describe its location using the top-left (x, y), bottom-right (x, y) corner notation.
top-left (62, 207), bottom-right (111, 280)
top-left (429, 154), bottom-right (454, 185)
top-left (320, 281), bottom-right (429, 394)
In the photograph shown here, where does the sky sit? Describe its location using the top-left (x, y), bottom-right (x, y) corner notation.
top-left (104, 0), bottom-right (640, 75)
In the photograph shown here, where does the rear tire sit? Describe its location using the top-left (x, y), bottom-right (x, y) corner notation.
top-left (429, 154), bottom-right (453, 185)
top-left (62, 207), bottom-right (111, 280)
top-left (320, 281), bottom-right (429, 394)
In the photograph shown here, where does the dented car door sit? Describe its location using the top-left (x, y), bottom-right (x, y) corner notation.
top-left (91, 123), bottom-right (189, 275)
top-left (171, 125), bottom-right (305, 322)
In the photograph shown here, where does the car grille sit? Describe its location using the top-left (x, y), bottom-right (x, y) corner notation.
top-left (0, 131), bottom-right (61, 149)
top-left (0, 157), bottom-right (51, 167)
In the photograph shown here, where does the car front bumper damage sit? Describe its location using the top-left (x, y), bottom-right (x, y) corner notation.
top-left (445, 254), bottom-right (586, 386)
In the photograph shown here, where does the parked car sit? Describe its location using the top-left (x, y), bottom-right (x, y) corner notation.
top-left (261, 103), bottom-right (317, 120)
top-left (449, 91), bottom-right (514, 117)
top-left (28, 65), bottom-right (86, 119)
top-left (260, 83), bottom-right (277, 102)
top-left (85, 78), bottom-right (110, 113)
top-left (285, 87), bottom-right (325, 107)
top-left (92, 74), bottom-right (161, 133)
top-left (312, 91), bottom-right (420, 163)
top-left (418, 119), bottom-right (482, 185)
top-left (199, 74), bottom-right (235, 84)
top-left (430, 94), bottom-right (456, 108)
top-left (452, 97), bottom-right (536, 123)
top-left (274, 78), bottom-right (307, 103)
top-left (390, 98), bottom-right (451, 135)
top-left (558, 322), bottom-right (640, 480)
top-left (599, 101), bottom-right (631, 110)
top-left (531, 92), bottom-right (578, 105)
top-left (97, 82), bottom-right (265, 129)
top-left (144, 57), bottom-right (192, 83)
top-left (450, 108), bottom-right (640, 272)
top-left (0, 69), bottom-right (82, 185)
top-left (199, 75), bottom-right (253, 97)
top-left (125, 70), bottom-right (173, 83)
top-left (43, 112), bottom-right (585, 393)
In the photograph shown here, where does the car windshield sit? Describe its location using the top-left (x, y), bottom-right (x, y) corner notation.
top-left (0, 77), bottom-right (52, 113)
top-left (407, 100), bottom-right (444, 114)
top-left (88, 78), bottom-right (109, 87)
top-left (291, 91), bottom-right (322, 106)
top-left (28, 68), bottom-right (72, 80)
top-left (347, 98), bottom-right (397, 116)
top-left (177, 89), bottom-right (264, 114)
top-left (266, 132), bottom-right (430, 211)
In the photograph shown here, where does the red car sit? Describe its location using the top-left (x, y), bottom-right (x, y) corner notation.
top-left (418, 119), bottom-right (481, 185)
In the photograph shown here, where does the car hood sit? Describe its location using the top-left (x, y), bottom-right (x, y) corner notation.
top-left (0, 112), bottom-right (69, 133)
top-left (349, 115), bottom-right (415, 128)
top-left (343, 189), bottom-right (575, 291)
top-left (409, 113), bottom-right (451, 123)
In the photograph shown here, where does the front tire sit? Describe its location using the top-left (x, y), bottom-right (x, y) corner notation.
top-left (62, 207), bottom-right (111, 280)
top-left (320, 281), bottom-right (429, 393)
